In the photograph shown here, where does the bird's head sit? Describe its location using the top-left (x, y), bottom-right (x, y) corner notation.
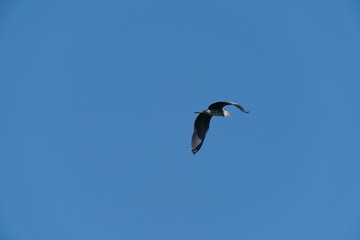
top-left (223, 109), bottom-right (233, 117)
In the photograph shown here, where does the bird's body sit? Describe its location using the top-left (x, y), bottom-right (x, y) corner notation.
top-left (194, 109), bottom-right (224, 116)
top-left (191, 101), bottom-right (249, 154)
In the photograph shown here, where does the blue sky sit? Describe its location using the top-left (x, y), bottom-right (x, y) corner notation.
top-left (1, 0), bottom-right (360, 239)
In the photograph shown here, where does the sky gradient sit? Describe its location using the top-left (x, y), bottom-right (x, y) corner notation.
top-left (1, 0), bottom-right (360, 239)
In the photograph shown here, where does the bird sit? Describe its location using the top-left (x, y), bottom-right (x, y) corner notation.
top-left (191, 101), bottom-right (249, 154)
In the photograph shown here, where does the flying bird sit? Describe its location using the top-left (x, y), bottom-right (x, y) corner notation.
top-left (191, 101), bottom-right (249, 154)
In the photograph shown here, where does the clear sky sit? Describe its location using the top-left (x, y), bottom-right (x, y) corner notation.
top-left (1, 0), bottom-right (360, 239)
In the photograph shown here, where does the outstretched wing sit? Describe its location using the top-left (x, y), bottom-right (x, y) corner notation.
top-left (208, 101), bottom-right (249, 114)
top-left (191, 113), bottom-right (212, 154)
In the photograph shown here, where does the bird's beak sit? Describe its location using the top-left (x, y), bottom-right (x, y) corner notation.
top-left (194, 111), bottom-right (202, 114)
top-left (228, 112), bottom-right (234, 117)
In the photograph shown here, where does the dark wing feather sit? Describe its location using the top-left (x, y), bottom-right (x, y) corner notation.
top-left (208, 101), bottom-right (249, 113)
top-left (191, 113), bottom-right (212, 154)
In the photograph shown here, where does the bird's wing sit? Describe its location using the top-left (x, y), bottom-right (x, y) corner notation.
top-left (208, 101), bottom-right (249, 114)
top-left (191, 113), bottom-right (212, 154)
